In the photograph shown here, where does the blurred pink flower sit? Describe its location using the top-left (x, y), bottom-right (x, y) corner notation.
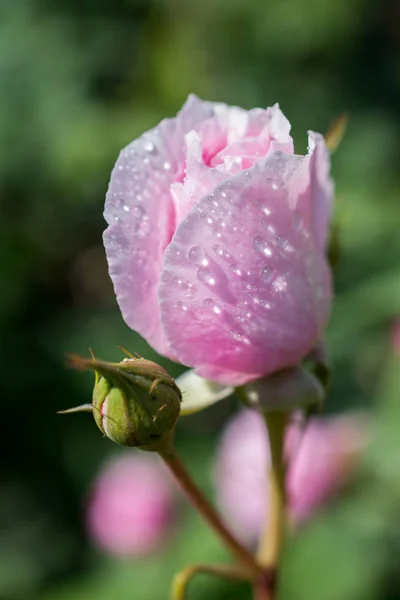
top-left (86, 453), bottom-right (175, 556)
top-left (215, 409), bottom-right (367, 543)
top-left (104, 95), bottom-right (333, 386)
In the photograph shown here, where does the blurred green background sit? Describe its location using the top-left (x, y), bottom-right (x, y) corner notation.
top-left (1, 0), bottom-right (400, 598)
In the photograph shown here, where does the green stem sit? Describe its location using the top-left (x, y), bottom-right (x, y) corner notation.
top-left (257, 411), bottom-right (287, 568)
top-left (159, 446), bottom-right (262, 577)
top-left (171, 563), bottom-right (252, 600)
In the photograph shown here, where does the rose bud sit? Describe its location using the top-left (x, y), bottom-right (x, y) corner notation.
top-left (86, 452), bottom-right (175, 557)
top-left (104, 95), bottom-right (333, 390)
top-left (61, 353), bottom-right (181, 450)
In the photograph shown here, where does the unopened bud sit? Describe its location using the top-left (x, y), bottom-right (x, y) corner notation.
top-left (60, 352), bottom-right (182, 451)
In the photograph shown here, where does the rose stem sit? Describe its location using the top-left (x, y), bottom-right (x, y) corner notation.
top-left (171, 563), bottom-right (252, 600)
top-left (253, 410), bottom-right (288, 598)
top-left (159, 445), bottom-right (262, 578)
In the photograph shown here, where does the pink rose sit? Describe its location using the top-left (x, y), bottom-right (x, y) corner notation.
top-left (215, 410), bottom-right (367, 543)
top-left (104, 95), bottom-right (333, 386)
top-left (86, 453), bottom-right (175, 556)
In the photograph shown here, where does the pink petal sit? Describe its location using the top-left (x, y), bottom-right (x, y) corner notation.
top-left (307, 132), bottom-right (334, 250)
top-left (171, 103), bottom-right (294, 228)
top-left (103, 95), bottom-right (215, 355)
top-left (288, 415), bottom-right (368, 521)
top-left (86, 453), bottom-right (174, 556)
top-left (171, 131), bottom-right (228, 224)
top-left (215, 410), bottom-right (368, 542)
top-left (215, 409), bottom-right (268, 542)
top-left (159, 151), bottom-right (331, 385)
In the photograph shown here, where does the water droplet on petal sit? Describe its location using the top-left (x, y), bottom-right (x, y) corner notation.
top-left (133, 205), bottom-right (146, 219)
top-left (252, 236), bottom-right (272, 257)
top-left (261, 265), bottom-right (274, 282)
top-left (267, 224), bottom-right (276, 234)
top-left (203, 297), bottom-right (222, 315)
top-left (176, 301), bottom-right (188, 311)
top-left (254, 198), bottom-right (272, 216)
top-left (197, 266), bottom-right (217, 288)
top-left (229, 264), bottom-right (242, 277)
top-left (212, 245), bottom-right (233, 262)
top-left (188, 246), bottom-right (206, 264)
top-left (143, 140), bottom-right (156, 153)
top-left (273, 276), bottom-right (287, 292)
top-left (277, 236), bottom-right (288, 249)
top-left (230, 331), bottom-right (251, 345)
top-left (163, 161), bottom-right (171, 171)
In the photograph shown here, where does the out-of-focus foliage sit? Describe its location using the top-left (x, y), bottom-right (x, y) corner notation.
top-left (1, 0), bottom-right (399, 598)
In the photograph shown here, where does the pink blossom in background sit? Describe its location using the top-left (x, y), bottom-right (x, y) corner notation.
top-left (86, 453), bottom-right (175, 557)
top-left (215, 410), bottom-right (367, 544)
top-left (104, 95), bottom-right (333, 387)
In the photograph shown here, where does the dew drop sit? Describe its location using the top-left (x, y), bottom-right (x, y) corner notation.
top-left (163, 161), bottom-right (171, 171)
top-left (273, 276), bottom-right (287, 292)
top-left (212, 245), bottom-right (232, 262)
top-left (203, 297), bottom-right (222, 315)
top-left (261, 220), bottom-right (276, 234)
top-left (123, 204), bottom-right (130, 212)
top-left (133, 205), bottom-right (146, 219)
top-left (143, 140), bottom-right (156, 154)
top-left (240, 308), bottom-right (252, 320)
top-left (252, 236), bottom-right (272, 257)
top-left (197, 266), bottom-right (216, 288)
top-left (277, 236), bottom-right (289, 249)
top-left (216, 218), bottom-right (226, 229)
top-left (176, 301), bottom-right (188, 311)
top-left (229, 331), bottom-right (251, 345)
top-left (260, 265), bottom-right (274, 283)
top-left (188, 246), bottom-right (205, 264)
top-left (229, 264), bottom-right (242, 277)
top-left (254, 198), bottom-right (272, 216)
